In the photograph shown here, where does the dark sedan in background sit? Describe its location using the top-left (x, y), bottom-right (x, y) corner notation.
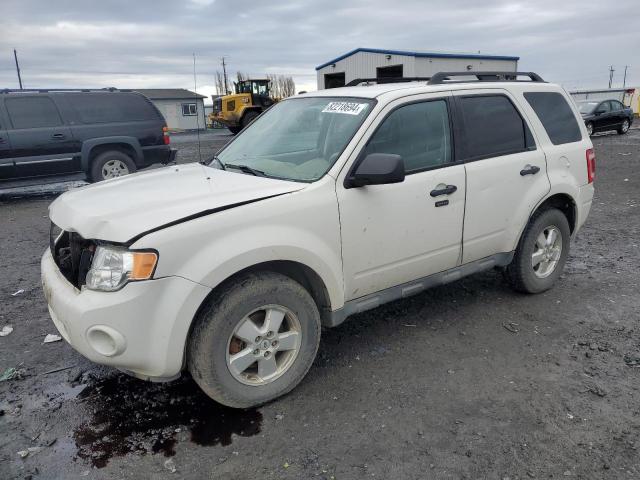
top-left (577, 99), bottom-right (634, 136)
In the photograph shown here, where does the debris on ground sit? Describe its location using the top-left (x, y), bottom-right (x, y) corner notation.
top-left (164, 458), bottom-right (177, 473)
top-left (43, 334), bottom-right (62, 343)
top-left (0, 325), bottom-right (14, 336)
top-left (623, 354), bottom-right (640, 367)
top-left (17, 447), bottom-right (43, 459)
top-left (11, 289), bottom-right (25, 297)
top-left (1, 367), bottom-right (18, 382)
top-left (583, 382), bottom-right (608, 397)
top-left (618, 152), bottom-right (632, 156)
top-left (502, 322), bottom-right (519, 333)
top-left (41, 365), bottom-right (75, 376)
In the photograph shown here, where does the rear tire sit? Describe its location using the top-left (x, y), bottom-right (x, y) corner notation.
top-left (188, 272), bottom-right (321, 408)
top-left (90, 150), bottom-right (136, 182)
top-left (618, 119), bottom-right (630, 135)
top-left (504, 208), bottom-right (570, 294)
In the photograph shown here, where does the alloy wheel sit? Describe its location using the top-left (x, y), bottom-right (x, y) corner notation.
top-left (622, 120), bottom-right (630, 133)
top-left (226, 305), bottom-right (302, 386)
top-left (531, 225), bottom-right (563, 278)
top-left (101, 159), bottom-right (130, 179)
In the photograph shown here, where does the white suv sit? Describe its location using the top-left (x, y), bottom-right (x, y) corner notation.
top-left (42, 72), bottom-right (595, 407)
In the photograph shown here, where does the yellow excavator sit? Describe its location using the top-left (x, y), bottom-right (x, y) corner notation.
top-left (209, 79), bottom-right (275, 134)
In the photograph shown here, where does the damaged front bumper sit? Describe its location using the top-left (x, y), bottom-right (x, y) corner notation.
top-left (41, 248), bottom-right (210, 380)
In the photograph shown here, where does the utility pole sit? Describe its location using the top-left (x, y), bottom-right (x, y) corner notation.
top-left (13, 49), bottom-right (23, 90)
top-left (221, 56), bottom-right (229, 95)
top-left (622, 65), bottom-right (628, 88)
top-left (608, 65), bottom-right (614, 89)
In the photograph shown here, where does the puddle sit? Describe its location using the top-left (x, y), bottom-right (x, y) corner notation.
top-left (73, 374), bottom-right (262, 468)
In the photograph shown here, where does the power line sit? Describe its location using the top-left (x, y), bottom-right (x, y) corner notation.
top-left (608, 65), bottom-right (615, 89)
top-left (13, 49), bottom-right (23, 89)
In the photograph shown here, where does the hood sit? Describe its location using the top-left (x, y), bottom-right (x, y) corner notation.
top-left (49, 163), bottom-right (305, 243)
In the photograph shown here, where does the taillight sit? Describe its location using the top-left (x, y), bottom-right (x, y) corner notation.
top-left (586, 148), bottom-right (595, 183)
top-left (163, 126), bottom-right (170, 145)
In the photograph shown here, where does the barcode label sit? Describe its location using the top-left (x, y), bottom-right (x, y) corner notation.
top-left (322, 102), bottom-right (368, 115)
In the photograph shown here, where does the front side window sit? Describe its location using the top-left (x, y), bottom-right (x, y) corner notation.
top-left (5, 96), bottom-right (62, 129)
top-left (182, 103), bottom-right (197, 116)
top-left (459, 95), bottom-right (533, 160)
top-left (363, 100), bottom-right (452, 173)
top-left (597, 102), bottom-right (611, 113)
top-left (524, 92), bottom-right (582, 145)
top-left (215, 97), bottom-right (374, 182)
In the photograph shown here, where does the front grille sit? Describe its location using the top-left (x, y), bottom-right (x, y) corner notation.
top-left (50, 222), bottom-right (95, 288)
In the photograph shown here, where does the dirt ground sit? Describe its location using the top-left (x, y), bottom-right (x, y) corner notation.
top-left (1, 129), bottom-right (639, 480)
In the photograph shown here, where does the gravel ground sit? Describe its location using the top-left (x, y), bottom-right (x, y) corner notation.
top-left (1, 129), bottom-right (639, 480)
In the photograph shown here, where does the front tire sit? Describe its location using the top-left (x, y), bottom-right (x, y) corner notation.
top-left (241, 110), bottom-right (259, 129)
top-left (188, 272), bottom-right (321, 408)
top-left (505, 208), bottom-right (571, 294)
top-left (618, 119), bottom-right (630, 135)
top-left (227, 126), bottom-right (242, 135)
top-left (90, 150), bottom-right (136, 182)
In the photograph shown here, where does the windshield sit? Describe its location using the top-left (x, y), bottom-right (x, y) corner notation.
top-left (215, 97), bottom-right (375, 182)
top-left (577, 101), bottom-right (598, 114)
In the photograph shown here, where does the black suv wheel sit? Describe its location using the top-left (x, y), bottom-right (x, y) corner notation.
top-left (90, 151), bottom-right (137, 182)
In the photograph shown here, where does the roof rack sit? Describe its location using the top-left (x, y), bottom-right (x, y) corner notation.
top-left (345, 77), bottom-right (432, 87)
top-left (428, 71), bottom-right (544, 85)
top-left (0, 87), bottom-right (128, 94)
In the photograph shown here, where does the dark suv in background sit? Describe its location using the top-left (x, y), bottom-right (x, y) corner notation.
top-left (0, 89), bottom-right (175, 184)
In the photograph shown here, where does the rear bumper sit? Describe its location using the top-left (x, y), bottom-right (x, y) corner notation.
top-left (41, 248), bottom-right (211, 379)
top-left (139, 146), bottom-right (176, 167)
top-left (575, 183), bottom-right (594, 234)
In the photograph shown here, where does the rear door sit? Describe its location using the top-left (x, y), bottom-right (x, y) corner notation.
top-left (4, 95), bottom-right (78, 178)
top-left (453, 89), bottom-right (550, 263)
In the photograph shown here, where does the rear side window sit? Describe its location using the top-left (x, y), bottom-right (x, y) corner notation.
top-left (67, 93), bottom-right (158, 124)
top-left (459, 95), bottom-right (534, 160)
top-left (5, 96), bottom-right (63, 129)
top-left (363, 99), bottom-right (452, 173)
top-left (524, 92), bottom-right (582, 145)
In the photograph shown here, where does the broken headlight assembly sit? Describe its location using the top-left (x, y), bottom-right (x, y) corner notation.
top-left (84, 245), bottom-right (158, 292)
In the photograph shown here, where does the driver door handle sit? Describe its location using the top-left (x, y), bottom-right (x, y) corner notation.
top-left (520, 165), bottom-right (540, 176)
top-left (430, 184), bottom-right (457, 197)
top-left (51, 133), bottom-right (66, 140)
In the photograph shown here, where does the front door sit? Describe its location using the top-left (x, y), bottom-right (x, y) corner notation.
top-left (338, 94), bottom-right (465, 300)
top-left (452, 90), bottom-right (550, 263)
top-left (594, 101), bottom-right (613, 131)
top-left (4, 95), bottom-right (77, 178)
top-left (0, 127), bottom-right (14, 179)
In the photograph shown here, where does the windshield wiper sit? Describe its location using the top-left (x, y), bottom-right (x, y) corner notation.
top-left (202, 155), bottom-right (226, 170)
top-left (225, 163), bottom-right (266, 177)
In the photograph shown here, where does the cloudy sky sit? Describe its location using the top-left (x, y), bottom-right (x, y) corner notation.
top-left (1, 0), bottom-right (637, 103)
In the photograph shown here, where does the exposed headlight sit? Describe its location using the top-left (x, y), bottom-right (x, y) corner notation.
top-left (85, 245), bottom-right (158, 292)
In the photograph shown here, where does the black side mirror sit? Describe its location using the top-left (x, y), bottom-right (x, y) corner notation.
top-left (345, 153), bottom-right (405, 188)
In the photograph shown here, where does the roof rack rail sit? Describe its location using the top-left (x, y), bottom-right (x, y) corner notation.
top-left (0, 87), bottom-right (128, 94)
top-left (345, 77), bottom-right (432, 87)
top-left (428, 71), bottom-right (544, 85)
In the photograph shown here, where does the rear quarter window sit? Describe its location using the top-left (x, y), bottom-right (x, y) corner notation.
top-left (524, 92), bottom-right (582, 145)
top-left (67, 93), bottom-right (159, 124)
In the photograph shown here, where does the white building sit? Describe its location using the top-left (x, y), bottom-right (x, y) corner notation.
top-left (316, 48), bottom-right (520, 89)
top-left (135, 89), bottom-right (207, 131)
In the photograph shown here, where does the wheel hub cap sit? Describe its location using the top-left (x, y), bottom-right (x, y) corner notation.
top-left (532, 225), bottom-right (562, 278)
top-left (102, 159), bottom-right (129, 179)
top-left (226, 305), bottom-right (302, 386)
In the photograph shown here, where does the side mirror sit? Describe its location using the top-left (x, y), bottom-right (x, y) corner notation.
top-left (345, 153), bottom-right (405, 188)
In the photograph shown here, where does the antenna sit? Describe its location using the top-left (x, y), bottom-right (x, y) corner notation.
top-left (193, 53), bottom-right (202, 163)
top-left (14, 49), bottom-right (23, 90)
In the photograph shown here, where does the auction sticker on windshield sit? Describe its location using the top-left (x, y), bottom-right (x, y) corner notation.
top-left (322, 102), bottom-right (369, 115)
